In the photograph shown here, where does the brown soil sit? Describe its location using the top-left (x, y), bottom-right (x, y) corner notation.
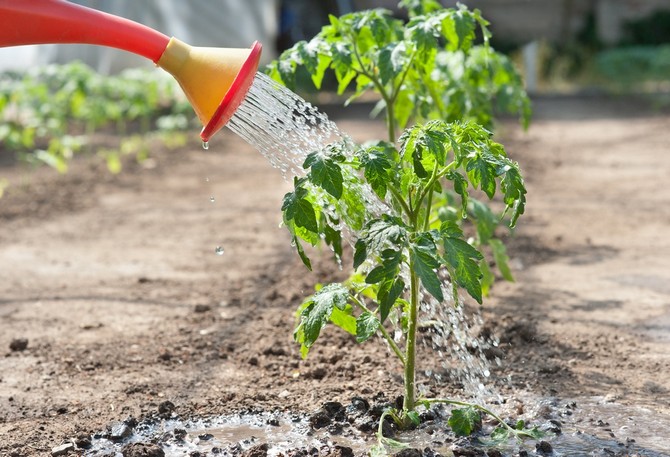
top-left (1, 96), bottom-right (669, 456)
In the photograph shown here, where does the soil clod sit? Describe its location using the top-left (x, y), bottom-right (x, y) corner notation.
top-left (121, 442), bottom-right (165, 457)
top-left (241, 443), bottom-right (270, 457)
top-left (9, 338), bottom-right (28, 352)
top-left (536, 440), bottom-right (553, 454)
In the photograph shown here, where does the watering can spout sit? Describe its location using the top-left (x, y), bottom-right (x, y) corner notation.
top-left (0, 0), bottom-right (262, 142)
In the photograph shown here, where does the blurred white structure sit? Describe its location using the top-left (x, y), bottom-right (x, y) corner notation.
top-left (0, 0), bottom-right (278, 73)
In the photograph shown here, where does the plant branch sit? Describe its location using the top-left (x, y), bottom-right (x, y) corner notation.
top-left (350, 294), bottom-right (406, 366)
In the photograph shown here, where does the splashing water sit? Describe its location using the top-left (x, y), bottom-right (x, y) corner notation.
top-left (228, 73), bottom-right (347, 178)
top-left (227, 72), bottom-right (497, 403)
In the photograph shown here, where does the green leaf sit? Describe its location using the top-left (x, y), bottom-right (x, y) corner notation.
top-left (479, 258), bottom-right (494, 297)
top-left (324, 223), bottom-right (343, 261)
top-left (410, 233), bottom-right (443, 302)
top-left (353, 239), bottom-right (368, 269)
top-left (378, 42), bottom-right (409, 86)
top-left (466, 153), bottom-right (498, 199)
top-left (360, 147), bottom-right (393, 199)
top-left (292, 235), bottom-right (312, 271)
top-left (447, 171), bottom-right (469, 218)
top-left (448, 407), bottom-right (481, 436)
top-left (517, 426), bottom-right (545, 440)
top-left (304, 151), bottom-right (344, 199)
top-left (470, 198), bottom-right (497, 244)
top-left (500, 164), bottom-right (526, 228)
top-left (330, 305), bottom-right (357, 335)
top-left (365, 249), bottom-right (402, 284)
top-left (282, 185), bottom-right (318, 233)
top-left (479, 426), bottom-right (511, 445)
top-left (356, 311), bottom-right (379, 343)
top-left (490, 238), bottom-right (514, 282)
top-left (441, 222), bottom-right (484, 303)
top-left (298, 283), bottom-right (350, 348)
top-left (377, 278), bottom-right (405, 323)
top-left (406, 410), bottom-right (421, 426)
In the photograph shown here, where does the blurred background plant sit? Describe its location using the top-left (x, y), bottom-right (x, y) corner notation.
top-left (0, 62), bottom-right (192, 174)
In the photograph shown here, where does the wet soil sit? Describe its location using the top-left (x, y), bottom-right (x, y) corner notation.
top-left (1, 96), bottom-right (669, 456)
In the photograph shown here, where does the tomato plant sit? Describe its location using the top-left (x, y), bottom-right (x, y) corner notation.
top-left (269, 0), bottom-right (539, 448)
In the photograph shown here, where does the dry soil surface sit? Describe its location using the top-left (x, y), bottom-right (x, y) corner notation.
top-left (1, 96), bottom-right (669, 456)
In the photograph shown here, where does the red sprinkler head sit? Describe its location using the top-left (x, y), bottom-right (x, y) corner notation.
top-left (201, 41), bottom-right (262, 143)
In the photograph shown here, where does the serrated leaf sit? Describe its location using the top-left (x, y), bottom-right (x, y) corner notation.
top-left (490, 238), bottom-right (514, 281)
top-left (330, 305), bottom-right (357, 335)
top-left (479, 426), bottom-right (511, 446)
top-left (406, 410), bottom-right (421, 426)
top-left (323, 223), bottom-right (343, 261)
top-left (293, 235), bottom-right (312, 271)
top-left (517, 426), bottom-right (545, 440)
top-left (466, 153), bottom-right (497, 199)
top-left (304, 152), bottom-right (343, 199)
top-left (299, 283), bottom-right (350, 348)
top-left (447, 171), bottom-right (469, 218)
top-left (441, 224), bottom-right (483, 303)
top-left (365, 249), bottom-right (402, 284)
top-left (470, 198), bottom-right (497, 244)
top-left (500, 164), bottom-right (526, 228)
top-left (282, 186), bottom-right (318, 233)
top-left (410, 233), bottom-right (443, 302)
top-left (356, 311), bottom-right (379, 343)
top-left (479, 258), bottom-right (493, 297)
top-left (360, 148), bottom-right (392, 199)
top-left (353, 239), bottom-right (367, 269)
top-left (377, 278), bottom-right (405, 323)
top-left (448, 407), bottom-right (481, 436)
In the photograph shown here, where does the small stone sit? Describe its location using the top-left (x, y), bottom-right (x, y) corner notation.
top-left (309, 411), bottom-right (331, 429)
top-left (241, 443), bottom-right (269, 457)
top-left (51, 442), bottom-right (75, 456)
top-left (194, 304), bottom-right (211, 313)
top-left (9, 338), bottom-right (28, 352)
top-left (122, 442), bottom-right (165, 457)
top-left (331, 446), bottom-right (354, 457)
top-left (157, 400), bottom-right (175, 416)
top-left (487, 450), bottom-right (503, 457)
top-left (74, 434), bottom-right (91, 449)
top-left (393, 449), bottom-right (422, 457)
top-left (110, 422), bottom-right (133, 441)
top-left (536, 440), bottom-right (553, 455)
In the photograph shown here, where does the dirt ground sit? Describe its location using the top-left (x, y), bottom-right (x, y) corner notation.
top-left (1, 96), bottom-right (669, 456)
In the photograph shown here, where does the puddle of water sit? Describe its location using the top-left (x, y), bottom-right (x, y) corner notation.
top-left (86, 397), bottom-right (670, 456)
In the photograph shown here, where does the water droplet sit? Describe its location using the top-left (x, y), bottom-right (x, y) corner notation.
top-left (202, 141), bottom-right (209, 150)
top-left (209, 196), bottom-right (215, 203)
top-left (205, 177), bottom-right (210, 182)
top-left (214, 246), bottom-right (224, 255)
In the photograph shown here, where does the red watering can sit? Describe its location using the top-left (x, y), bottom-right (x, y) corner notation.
top-left (0, 0), bottom-right (263, 142)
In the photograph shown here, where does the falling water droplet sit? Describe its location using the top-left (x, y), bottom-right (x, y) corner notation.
top-left (209, 196), bottom-right (215, 203)
top-left (215, 246), bottom-right (224, 255)
top-left (202, 141), bottom-right (209, 150)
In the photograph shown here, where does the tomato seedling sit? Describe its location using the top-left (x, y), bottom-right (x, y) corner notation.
top-left (269, 0), bottom-right (538, 448)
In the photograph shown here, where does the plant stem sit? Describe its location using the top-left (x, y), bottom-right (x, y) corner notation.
top-left (403, 262), bottom-right (420, 417)
top-left (350, 295), bottom-right (406, 366)
top-left (422, 398), bottom-right (514, 433)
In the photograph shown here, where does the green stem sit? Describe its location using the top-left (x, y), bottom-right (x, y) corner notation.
top-left (421, 398), bottom-right (514, 434)
top-left (403, 262), bottom-right (419, 416)
top-left (350, 295), bottom-right (406, 366)
top-left (388, 185), bottom-right (413, 219)
top-left (348, 33), bottom-right (397, 142)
